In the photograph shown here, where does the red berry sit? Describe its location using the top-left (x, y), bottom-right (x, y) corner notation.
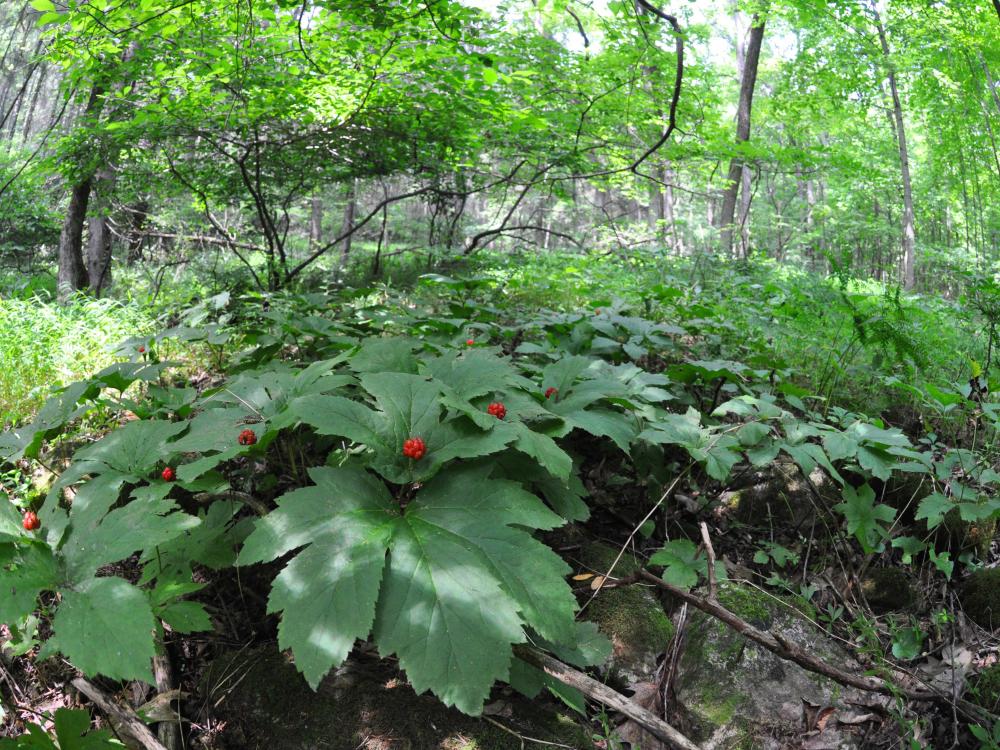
top-left (238, 428), bottom-right (258, 446)
top-left (402, 437), bottom-right (426, 460)
top-left (138, 345), bottom-right (146, 353)
top-left (487, 402), bottom-right (506, 420)
top-left (544, 387), bottom-right (558, 399)
top-left (466, 339), bottom-right (474, 346)
top-left (161, 466), bottom-right (176, 482)
top-left (22, 511), bottom-right (39, 531)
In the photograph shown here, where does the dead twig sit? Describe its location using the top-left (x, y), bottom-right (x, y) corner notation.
top-left (698, 522), bottom-right (717, 600)
top-left (152, 651), bottom-right (181, 750)
top-left (513, 646), bottom-right (702, 750)
top-left (71, 677), bottom-right (169, 750)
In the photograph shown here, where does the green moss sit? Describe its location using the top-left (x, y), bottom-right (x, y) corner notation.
top-left (962, 568), bottom-right (1000, 629)
top-left (717, 583), bottom-right (771, 625)
top-left (584, 583), bottom-right (675, 659)
top-left (971, 664), bottom-right (1000, 713)
top-left (695, 680), bottom-right (742, 726)
top-left (943, 508), bottom-right (997, 558)
top-left (577, 541), bottom-right (642, 577)
top-left (860, 568), bottom-right (916, 614)
top-left (575, 542), bottom-right (674, 680)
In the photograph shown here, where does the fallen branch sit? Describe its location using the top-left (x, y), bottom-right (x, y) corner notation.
top-left (71, 677), bottom-right (168, 750)
top-left (513, 646), bottom-right (702, 750)
top-left (152, 651), bottom-right (181, 750)
top-left (619, 570), bottom-right (994, 724)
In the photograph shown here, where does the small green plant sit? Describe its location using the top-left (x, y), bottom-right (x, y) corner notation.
top-left (0, 708), bottom-right (122, 749)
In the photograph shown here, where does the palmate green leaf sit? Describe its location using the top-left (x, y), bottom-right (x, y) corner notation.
top-left (70, 420), bottom-right (188, 480)
top-left (375, 513), bottom-right (525, 714)
top-left (834, 483), bottom-right (896, 553)
top-left (509, 423), bottom-right (572, 481)
top-left (420, 350), bottom-right (521, 401)
top-left (494, 454), bottom-right (589, 522)
top-left (140, 501), bottom-right (252, 582)
top-left (915, 492), bottom-right (952, 530)
top-left (240, 463), bottom-right (576, 714)
top-left (559, 407), bottom-right (637, 452)
top-left (0, 498), bottom-right (25, 541)
top-left (210, 364), bottom-right (355, 432)
top-left (159, 601), bottom-right (213, 633)
top-left (168, 408), bottom-right (257, 454)
top-left (238, 466), bottom-right (397, 688)
top-left (62, 482), bottom-right (200, 583)
top-left (43, 578), bottom-right (156, 683)
top-left (890, 536), bottom-right (927, 564)
top-left (349, 337), bottom-right (420, 374)
top-left (0, 708), bottom-right (123, 750)
top-left (649, 539), bottom-right (703, 589)
top-left (822, 430), bottom-right (858, 462)
top-left (856, 445), bottom-right (896, 481)
top-left (292, 374), bottom-right (517, 483)
top-left (0, 543), bottom-right (59, 625)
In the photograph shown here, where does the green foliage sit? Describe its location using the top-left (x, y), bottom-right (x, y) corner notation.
top-left (0, 709), bottom-right (122, 749)
top-left (0, 295), bottom-right (155, 426)
top-left (3, 255), bottom-right (1000, 723)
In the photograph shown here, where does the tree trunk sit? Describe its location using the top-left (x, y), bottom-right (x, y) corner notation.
top-left (126, 199), bottom-right (149, 263)
top-left (86, 166), bottom-right (116, 295)
top-left (309, 195), bottom-right (323, 250)
top-left (57, 177), bottom-right (92, 300)
top-left (718, 14), bottom-right (766, 255)
top-left (57, 85), bottom-right (105, 302)
top-left (737, 163), bottom-right (752, 258)
top-left (981, 53), bottom-right (1000, 117)
top-left (873, 4), bottom-right (916, 289)
top-left (338, 179), bottom-right (356, 268)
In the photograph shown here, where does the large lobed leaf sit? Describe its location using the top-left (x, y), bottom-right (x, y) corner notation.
top-left (240, 463), bottom-right (579, 714)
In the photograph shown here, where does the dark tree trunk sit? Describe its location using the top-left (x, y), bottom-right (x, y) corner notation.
top-left (87, 166), bottom-right (116, 295)
top-left (56, 84), bottom-right (104, 302)
top-left (718, 14), bottom-right (765, 255)
top-left (338, 180), bottom-right (356, 268)
top-left (57, 176), bottom-right (92, 301)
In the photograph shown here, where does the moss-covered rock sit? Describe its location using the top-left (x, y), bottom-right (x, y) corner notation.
top-left (675, 583), bottom-right (864, 749)
top-left (576, 542), bottom-right (675, 685)
top-left (942, 508), bottom-right (997, 559)
top-left (961, 568), bottom-right (1000, 629)
top-left (202, 646), bottom-right (592, 750)
top-left (860, 567), bottom-right (917, 614)
top-left (726, 460), bottom-right (835, 529)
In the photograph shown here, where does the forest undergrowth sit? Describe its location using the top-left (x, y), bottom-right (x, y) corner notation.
top-left (1, 252), bottom-right (1000, 748)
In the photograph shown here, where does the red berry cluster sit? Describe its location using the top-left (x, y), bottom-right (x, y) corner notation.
top-left (22, 511), bottom-right (40, 531)
top-left (238, 428), bottom-right (258, 446)
top-left (544, 387), bottom-right (558, 399)
top-left (402, 437), bottom-right (426, 460)
top-left (138, 345), bottom-right (146, 354)
top-left (465, 339), bottom-right (475, 346)
top-left (487, 402), bottom-right (506, 420)
top-left (161, 466), bottom-right (176, 482)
